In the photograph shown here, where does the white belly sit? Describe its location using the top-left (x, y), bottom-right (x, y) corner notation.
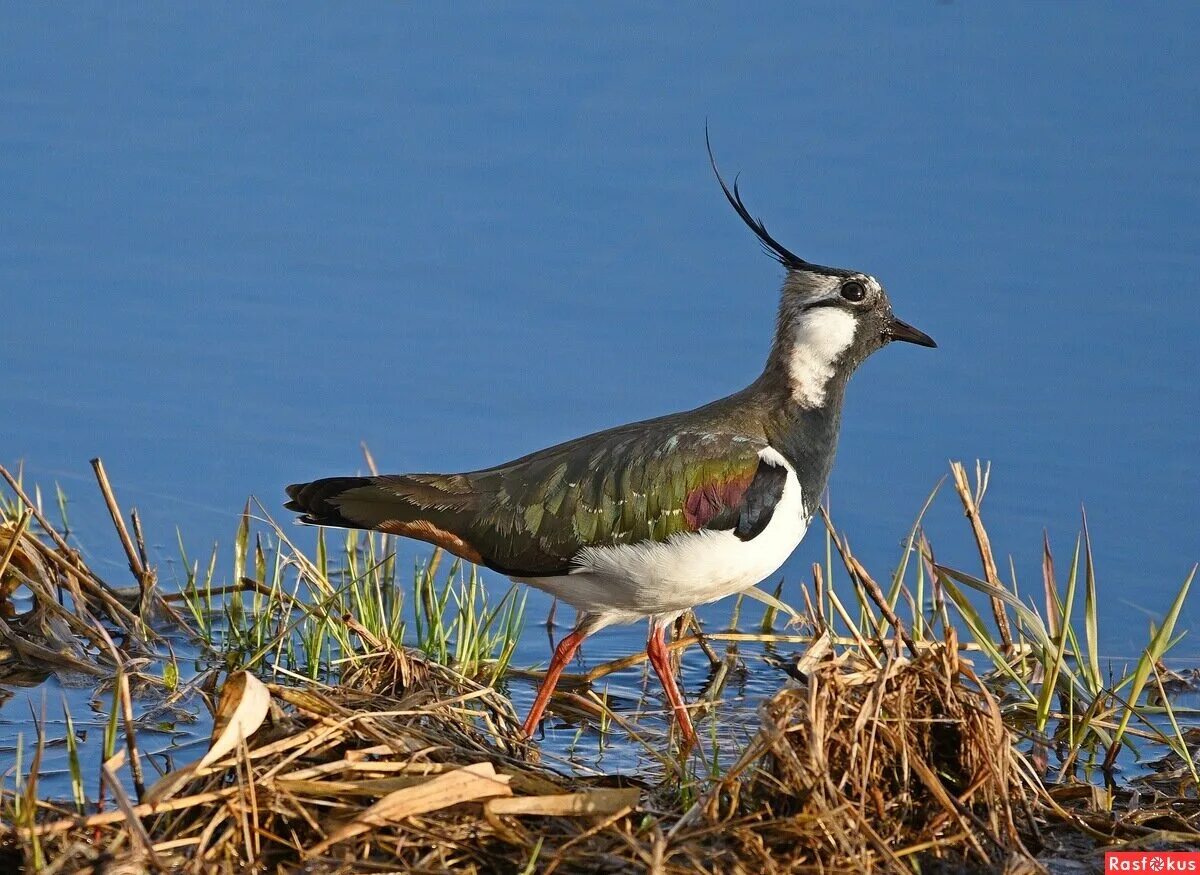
top-left (515, 448), bottom-right (808, 627)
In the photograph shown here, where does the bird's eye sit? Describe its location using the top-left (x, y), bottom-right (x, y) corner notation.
top-left (840, 281), bottom-right (866, 302)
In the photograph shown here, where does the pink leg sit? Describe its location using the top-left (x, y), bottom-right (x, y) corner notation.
top-left (646, 625), bottom-right (698, 748)
top-left (522, 627), bottom-right (588, 738)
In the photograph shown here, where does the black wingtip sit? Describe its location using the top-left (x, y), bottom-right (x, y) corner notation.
top-left (284, 483), bottom-right (309, 514)
top-left (705, 126), bottom-right (808, 271)
top-left (284, 477), bottom-right (371, 529)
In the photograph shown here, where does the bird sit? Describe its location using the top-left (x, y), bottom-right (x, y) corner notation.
top-left (285, 145), bottom-right (936, 747)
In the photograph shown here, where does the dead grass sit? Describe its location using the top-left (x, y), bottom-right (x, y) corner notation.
top-left (714, 632), bottom-right (1037, 871)
top-left (0, 463), bottom-right (174, 683)
top-left (5, 624), bottom-right (1200, 873)
top-left (12, 637), bottom-right (1048, 875)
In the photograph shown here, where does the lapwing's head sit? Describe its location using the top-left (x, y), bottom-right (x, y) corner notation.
top-left (708, 139), bottom-right (935, 409)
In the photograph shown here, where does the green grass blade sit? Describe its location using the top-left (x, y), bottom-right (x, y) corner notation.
top-left (1082, 512), bottom-right (1103, 694)
top-left (1105, 564), bottom-right (1196, 768)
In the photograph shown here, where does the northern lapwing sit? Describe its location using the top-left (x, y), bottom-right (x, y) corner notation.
top-left (285, 147), bottom-right (936, 746)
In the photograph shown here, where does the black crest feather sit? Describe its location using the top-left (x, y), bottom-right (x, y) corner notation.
top-left (705, 129), bottom-right (808, 270)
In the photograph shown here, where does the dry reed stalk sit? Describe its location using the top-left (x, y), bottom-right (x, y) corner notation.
top-left (949, 460), bottom-right (1014, 653)
top-left (90, 458), bottom-right (159, 627)
top-left (819, 506), bottom-right (919, 658)
top-left (0, 510), bottom-right (32, 595)
top-left (89, 458), bottom-right (147, 586)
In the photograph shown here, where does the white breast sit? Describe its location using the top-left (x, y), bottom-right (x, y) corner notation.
top-left (515, 447), bottom-right (808, 627)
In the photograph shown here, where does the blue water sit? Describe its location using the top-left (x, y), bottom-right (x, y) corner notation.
top-left (3, 5), bottom-right (1200, 783)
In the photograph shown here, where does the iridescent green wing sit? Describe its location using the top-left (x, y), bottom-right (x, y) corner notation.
top-left (463, 428), bottom-right (779, 576)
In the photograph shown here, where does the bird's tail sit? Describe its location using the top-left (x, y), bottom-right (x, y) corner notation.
top-left (284, 477), bottom-right (374, 528)
top-left (284, 473), bottom-right (484, 563)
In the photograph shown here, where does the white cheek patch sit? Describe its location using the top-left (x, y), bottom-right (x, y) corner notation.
top-left (788, 308), bottom-right (857, 407)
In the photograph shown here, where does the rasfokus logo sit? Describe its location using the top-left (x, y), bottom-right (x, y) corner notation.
top-left (1106, 852), bottom-right (1200, 871)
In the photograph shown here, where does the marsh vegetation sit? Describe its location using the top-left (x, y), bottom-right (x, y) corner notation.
top-left (0, 458), bottom-right (1197, 872)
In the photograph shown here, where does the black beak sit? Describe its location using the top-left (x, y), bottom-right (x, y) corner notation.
top-left (887, 317), bottom-right (937, 348)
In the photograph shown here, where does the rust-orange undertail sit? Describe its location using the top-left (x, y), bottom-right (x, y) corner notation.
top-left (376, 519), bottom-right (485, 565)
